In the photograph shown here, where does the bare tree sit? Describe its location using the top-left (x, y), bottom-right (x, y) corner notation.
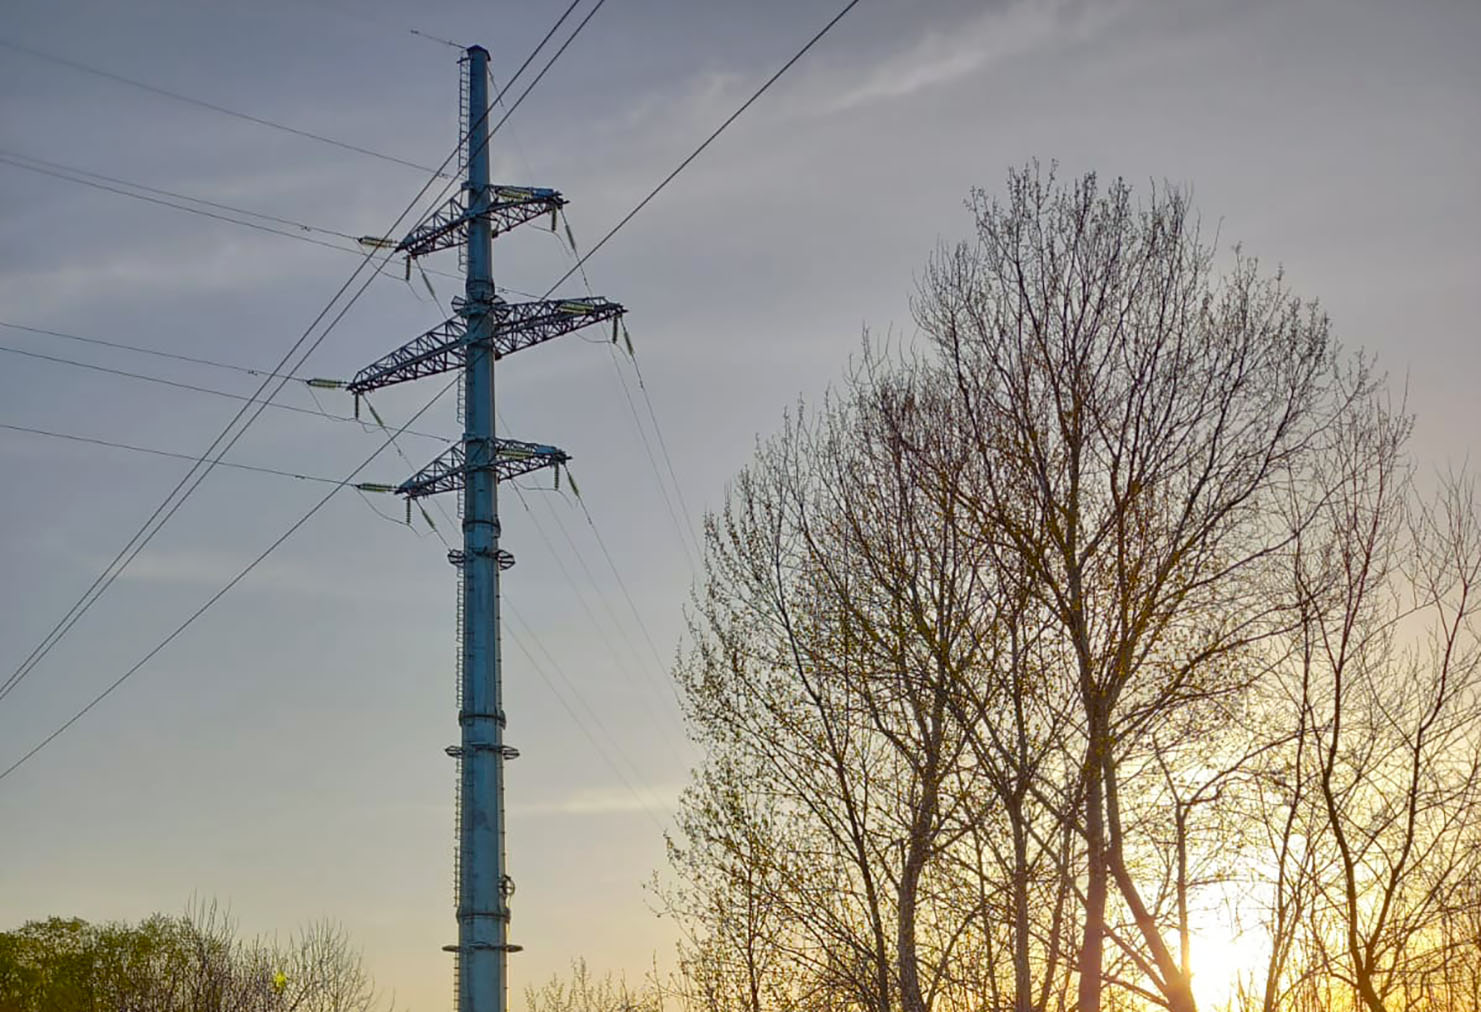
top-left (671, 353), bottom-right (999, 1012)
top-left (913, 163), bottom-right (1353, 1012)
top-left (1254, 383), bottom-right (1481, 1012)
top-left (667, 165), bottom-right (1478, 1012)
top-left (524, 958), bottom-right (665, 1012)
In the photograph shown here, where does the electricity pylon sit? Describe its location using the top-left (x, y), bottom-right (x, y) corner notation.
top-left (349, 45), bottom-right (625, 1012)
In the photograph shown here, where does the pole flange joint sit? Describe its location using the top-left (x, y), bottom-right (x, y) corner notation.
top-left (459, 710), bottom-right (507, 728)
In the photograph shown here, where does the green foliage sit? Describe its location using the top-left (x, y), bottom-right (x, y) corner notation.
top-left (0, 904), bottom-right (389, 1012)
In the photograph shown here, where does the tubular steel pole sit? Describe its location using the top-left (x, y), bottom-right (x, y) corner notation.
top-left (457, 44), bottom-right (508, 1012)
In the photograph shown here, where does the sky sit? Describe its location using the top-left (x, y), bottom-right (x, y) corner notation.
top-left (0, 0), bottom-right (1477, 1008)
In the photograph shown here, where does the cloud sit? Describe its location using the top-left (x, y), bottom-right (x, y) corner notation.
top-left (622, 0), bottom-right (1134, 130)
top-left (510, 783), bottom-right (680, 819)
top-left (820, 0), bottom-right (1135, 116)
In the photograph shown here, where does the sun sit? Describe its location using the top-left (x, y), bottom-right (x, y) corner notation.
top-left (1185, 908), bottom-right (1270, 1010)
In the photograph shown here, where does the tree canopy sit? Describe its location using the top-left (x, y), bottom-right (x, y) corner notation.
top-left (0, 903), bottom-right (391, 1012)
top-left (661, 165), bottom-right (1481, 1012)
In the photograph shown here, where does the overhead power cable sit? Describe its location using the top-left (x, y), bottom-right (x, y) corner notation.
top-left (616, 340), bottom-right (701, 560)
top-left (504, 479), bottom-right (691, 762)
top-left (551, 214), bottom-right (702, 569)
top-left (0, 371), bottom-right (460, 782)
top-left (538, 0), bottom-right (864, 297)
top-left (0, 0), bottom-right (856, 782)
top-left (570, 493), bottom-right (683, 708)
top-left (504, 610), bottom-right (673, 833)
top-left (274, 0), bottom-right (462, 51)
top-left (602, 343), bottom-right (699, 572)
top-left (0, 37), bottom-right (451, 178)
top-left (0, 152), bottom-right (457, 286)
top-left (0, 343), bottom-right (445, 441)
top-left (0, 421), bottom-right (396, 488)
top-left (0, 2), bottom-right (592, 711)
top-left (0, 319), bottom-right (309, 382)
top-left (0, 152), bottom-right (371, 251)
top-left (0, 150), bottom-right (498, 293)
top-left (0, 149), bottom-right (361, 240)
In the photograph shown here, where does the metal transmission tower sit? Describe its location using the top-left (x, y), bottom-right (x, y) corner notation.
top-left (349, 46), bottom-right (625, 1012)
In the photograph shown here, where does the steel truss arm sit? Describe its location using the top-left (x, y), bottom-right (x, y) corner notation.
top-left (398, 184), bottom-right (567, 260)
top-left (346, 297), bottom-right (626, 395)
top-left (397, 438), bottom-right (570, 499)
top-left (348, 316), bottom-right (466, 394)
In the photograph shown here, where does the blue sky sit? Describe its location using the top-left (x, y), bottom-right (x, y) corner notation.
top-left (1, 0), bottom-right (1477, 1008)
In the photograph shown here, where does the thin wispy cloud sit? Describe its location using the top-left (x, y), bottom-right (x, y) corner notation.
top-left (510, 784), bottom-right (680, 819)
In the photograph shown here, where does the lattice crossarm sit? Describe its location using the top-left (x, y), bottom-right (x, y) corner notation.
top-left (397, 185), bottom-right (568, 260)
top-left (347, 316), bottom-right (469, 395)
top-left (396, 439), bottom-right (569, 499)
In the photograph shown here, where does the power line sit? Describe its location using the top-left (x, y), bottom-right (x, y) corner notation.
top-left (552, 214), bottom-right (703, 569)
top-left (0, 68), bottom-right (462, 705)
top-left (492, 0), bottom-right (873, 735)
top-left (505, 479), bottom-right (691, 761)
top-left (0, 373), bottom-right (459, 782)
top-left (0, 37), bottom-right (452, 178)
top-left (0, 153), bottom-right (480, 292)
top-left (517, 0), bottom-right (867, 601)
top-left (0, 0), bottom-right (607, 761)
top-left (0, 0), bottom-right (859, 787)
top-left (0, 342), bottom-right (445, 441)
top-left (538, 0), bottom-right (865, 297)
top-left (627, 354), bottom-right (702, 559)
top-left (569, 491), bottom-right (683, 706)
top-left (275, 0), bottom-right (463, 51)
top-left (504, 610), bottom-right (672, 834)
top-left (0, 152), bottom-right (374, 250)
top-left (602, 342), bottom-right (700, 572)
top-left (0, 149), bottom-right (361, 240)
top-left (0, 420), bottom-right (394, 488)
top-left (0, 152), bottom-right (426, 272)
top-left (0, 319), bottom-right (309, 382)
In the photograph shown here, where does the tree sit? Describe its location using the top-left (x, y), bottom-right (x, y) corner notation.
top-left (1243, 390), bottom-right (1481, 1012)
top-left (669, 359), bottom-right (995, 1012)
top-left (523, 958), bottom-right (665, 1012)
top-left (914, 164), bottom-right (1351, 1012)
top-left (0, 902), bottom-right (396, 1012)
top-left (667, 164), bottom-right (1479, 1012)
